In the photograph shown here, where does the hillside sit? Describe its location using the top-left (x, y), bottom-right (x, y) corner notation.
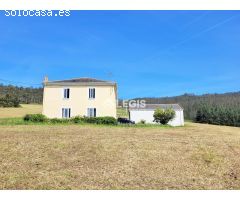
top-left (132, 92), bottom-right (240, 120)
top-left (0, 84), bottom-right (43, 104)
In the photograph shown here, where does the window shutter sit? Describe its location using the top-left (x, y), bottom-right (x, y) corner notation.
top-left (94, 108), bottom-right (96, 117)
top-left (69, 108), bottom-right (71, 118)
top-left (67, 89), bottom-right (70, 98)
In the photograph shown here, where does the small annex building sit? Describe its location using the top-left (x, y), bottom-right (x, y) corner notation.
top-left (129, 104), bottom-right (184, 126)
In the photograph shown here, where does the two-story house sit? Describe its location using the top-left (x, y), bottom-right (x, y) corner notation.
top-left (42, 77), bottom-right (117, 118)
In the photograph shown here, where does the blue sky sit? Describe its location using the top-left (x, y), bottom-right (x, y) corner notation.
top-left (0, 10), bottom-right (239, 99)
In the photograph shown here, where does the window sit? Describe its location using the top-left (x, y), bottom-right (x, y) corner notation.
top-left (64, 88), bottom-right (70, 99)
top-left (62, 108), bottom-right (71, 118)
top-left (89, 88), bottom-right (95, 99)
top-left (87, 108), bottom-right (96, 117)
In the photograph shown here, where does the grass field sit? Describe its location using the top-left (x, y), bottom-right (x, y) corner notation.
top-left (0, 104), bottom-right (42, 118)
top-left (0, 122), bottom-right (240, 189)
top-left (0, 105), bottom-right (240, 189)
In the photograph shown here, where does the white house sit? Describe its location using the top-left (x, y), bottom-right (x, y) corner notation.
top-left (42, 77), bottom-right (117, 119)
top-left (129, 104), bottom-right (184, 126)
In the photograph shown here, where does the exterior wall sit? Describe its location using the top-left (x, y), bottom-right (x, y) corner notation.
top-left (42, 85), bottom-right (117, 118)
top-left (129, 109), bottom-right (184, 126)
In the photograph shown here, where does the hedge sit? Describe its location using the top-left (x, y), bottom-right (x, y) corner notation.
top-left (23, 114), bottom-right (117, 125)
top-left (72, 116), bottom-right (117, 125)
top-left (195, 104), bottom-right (240, 127)
top-left (24, 114), bottom-right (48, 122)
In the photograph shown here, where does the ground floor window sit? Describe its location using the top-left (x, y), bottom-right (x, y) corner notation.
top-left (62, 108), bottom-right (71, 118)
top-left (87, 108), bottom-right (96, 117)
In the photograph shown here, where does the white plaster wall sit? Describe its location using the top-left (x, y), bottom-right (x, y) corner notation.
top-left (129, 110), bottom-right (184, 126)
top-left (42, 85), bottom-right (117, 118)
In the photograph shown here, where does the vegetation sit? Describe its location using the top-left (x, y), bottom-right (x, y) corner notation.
top-left (153, 108), bottom-right (175, 125)
top-left (24, 114), bottom-right (48, 122)
top-left (0, 94), bottom-right (20, 107)
top-left (72, 116), bottom-right (118, 125)
top-left (0, 84), bottom-right (43, 104)
top-left (139, 119), bottom-right (146, 124)
top-left (0, 122), bottom-right (240, 189)
top-left (130, 92), bottom-right (240, 120)
top-left (23, 114), bottom-right (118, 125)
top-left (195, 104), bottom-right (240, 127)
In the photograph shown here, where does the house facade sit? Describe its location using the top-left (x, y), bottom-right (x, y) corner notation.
top-left (129, 104), bottom-right (184, 126)
top-left (42, 77), bottom-right (117, 118)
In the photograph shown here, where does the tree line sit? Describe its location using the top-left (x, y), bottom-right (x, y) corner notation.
top-left (124, 92), bottom-right (240, 127)
top-left (195, 104), bottom-right (240, 127)
top-left (0, 94), bottom-right (20, 107)
top-left (0, 84), bottom-right (43, 105)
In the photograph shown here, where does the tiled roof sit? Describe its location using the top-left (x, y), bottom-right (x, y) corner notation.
top-left (52, 78), bottom-right (108, 83)
top-left (44, 77), bottom-right (116, 86)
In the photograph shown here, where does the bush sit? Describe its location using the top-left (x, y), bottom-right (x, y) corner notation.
top-left (23, 114), bottom-right (117, 125)
top-left (49, 118), bottom-right (71, 124)
top-left (153, 108), bottom-right (175, 125)
top-left (0, 94), bottom-right (20, 107)
top-left (72, 116), bottom-right (84, 123)
top-left (95, 117), bottom-right (118, 125)
top-left (24, 114), bottom-right (48, 122)
top-left (139, 119), bottom-right (146, 124)
top-left (82, 116), bottom-right (117, 125)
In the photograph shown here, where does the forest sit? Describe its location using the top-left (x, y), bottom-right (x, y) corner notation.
top-left (0, 84), bottom-right (43, 105)
top-left (131, 92), bottom-right (240, 118)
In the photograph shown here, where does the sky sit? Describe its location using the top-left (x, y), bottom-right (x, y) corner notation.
top-left (0, 10), bottom-right (239, 99)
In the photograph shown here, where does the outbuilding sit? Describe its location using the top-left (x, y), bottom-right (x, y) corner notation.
top-left (129, 104), bottom-right (184, 126)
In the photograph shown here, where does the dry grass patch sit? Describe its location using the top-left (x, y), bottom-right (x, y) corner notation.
top-left (0, 104), bottom-right (42, 118)
top-left (0, 123), bottom-right (240, 189)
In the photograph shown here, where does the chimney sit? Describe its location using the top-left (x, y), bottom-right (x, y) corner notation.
top-left (43, 76), bottom-right (49, 84)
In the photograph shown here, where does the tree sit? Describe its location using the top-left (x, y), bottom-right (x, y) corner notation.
top-left (0, 94), bottom-right (20, 107)
top-left (153, 108), bottom-right (175, 125)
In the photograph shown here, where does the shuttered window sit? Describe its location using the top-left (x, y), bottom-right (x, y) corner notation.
top-left (89, 88), bottom-right (95, 99)
top-left (63, 88), bottom-right (70, 99)
top-left (62, 108), bottom-right (71, 118)
top-left (87, 108), bottom-right (96, 117)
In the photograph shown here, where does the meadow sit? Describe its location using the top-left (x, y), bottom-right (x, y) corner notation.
top-left (0, 104), bottom-right (42, 118)
top-left (0, 105), bottom-right (240, 189)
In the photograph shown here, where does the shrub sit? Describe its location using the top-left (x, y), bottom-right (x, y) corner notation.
top-left (153, 108), bottom-right (175, 125)
top-left (95, 117), bottom-right (118, 125)
top-left (24, 114), bottom-right (48, 122)
top-left (82, 116), bottom-right (117, 125)
top-left (23, 114), bottom-right (117, 125)
top-left (72, 116), bottom-right (84, 123)
top-left (139, 119), bottom-right (146, 124)
top-left (0, 94), bottom-right (20, 108)
top-left (49, 118), bottom-right (71, 124)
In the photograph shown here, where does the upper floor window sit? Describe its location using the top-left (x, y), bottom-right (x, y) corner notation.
top-left (64, 88), bottom-right (70, 99)
top-left (89, 88), bottom-right (95, 99)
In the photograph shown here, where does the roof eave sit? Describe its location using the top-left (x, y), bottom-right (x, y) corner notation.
top-left (44, 82), bottom-right (116, 87)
